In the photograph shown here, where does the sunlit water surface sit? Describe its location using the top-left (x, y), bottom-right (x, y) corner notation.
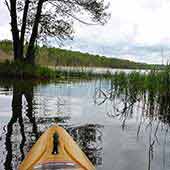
top-left (0, 79), bottom-right (170, 170)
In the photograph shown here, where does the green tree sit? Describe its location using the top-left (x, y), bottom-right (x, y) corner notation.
top-left (5, 0), bottom-right (110, 64)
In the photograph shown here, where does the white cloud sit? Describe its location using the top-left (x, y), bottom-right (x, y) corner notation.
top-left (1, 0), bottom-right (170, 64)
top-left (74, 0), bottom-right (170, 46)
top-left (0, 0), bottom-right (11, 39)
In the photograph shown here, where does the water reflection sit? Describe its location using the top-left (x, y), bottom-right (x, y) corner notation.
top-left (4, 81), bottom-right (37, 170)
top-left (68, 124), bottom-right (103, 166)
top-left (0, 80), bottom-right (103, 170)
top-left (1, 78), bottom-right (170, 170)
top-left (94, 79), bottom-right (170, 170)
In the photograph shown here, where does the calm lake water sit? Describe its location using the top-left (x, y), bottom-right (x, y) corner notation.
top-left (0, 78), bottom-right (170, 170)
top-left (53, 66), bottom-right (150, 74)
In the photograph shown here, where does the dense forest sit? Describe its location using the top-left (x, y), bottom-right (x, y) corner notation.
top-left (0, 40), bottom-right (161, 69)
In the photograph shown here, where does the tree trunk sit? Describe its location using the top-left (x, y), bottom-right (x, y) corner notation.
top-left (26, 0), bottom-right (44, 64)
top-left (9, 0), bottom-right (22, 61)
top-left (20, 0), bottom-right (30, 59)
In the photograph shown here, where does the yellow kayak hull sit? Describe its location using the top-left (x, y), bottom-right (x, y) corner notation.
top-left (18, 125), bottom-right (95, 170)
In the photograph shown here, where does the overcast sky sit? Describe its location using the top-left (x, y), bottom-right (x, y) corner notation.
top-left (1, 0), bottom-right (170, 64)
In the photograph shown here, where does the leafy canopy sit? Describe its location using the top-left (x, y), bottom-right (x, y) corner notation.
top-left (15, 0), bottom-right (110, 43)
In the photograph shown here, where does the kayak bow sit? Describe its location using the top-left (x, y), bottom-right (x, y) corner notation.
top-left (18, 125), bottom-right (95, 170)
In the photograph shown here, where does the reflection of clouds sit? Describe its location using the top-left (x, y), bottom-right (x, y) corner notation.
top-left (95, 78), bottom-right (170, 169)
top-left (0, 95), bottom-right (12, 116)
top-left (33, 80), bottom-right (116, 125)
top-left (1, 79), bottom-right (170, 170)
top-left (34, 94), bottom-right (89, 117)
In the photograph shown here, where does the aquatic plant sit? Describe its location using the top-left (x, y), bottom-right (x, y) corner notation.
top-left (0, 60), bottom-right (113, 80)
top-left (95, 66), bottom-right (170, 126)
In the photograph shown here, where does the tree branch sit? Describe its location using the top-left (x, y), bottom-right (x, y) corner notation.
top-left (4, 0), bottom-right (10, 12)
top-left (26, 0), bottom-right (45, 63)
top-left (49, 1), bottom-right (99, 26)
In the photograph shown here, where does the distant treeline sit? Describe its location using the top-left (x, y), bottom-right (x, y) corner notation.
top-left (0, 40), bottom-right (163, 69)
top-left (0, 40), bottom-right (13, 54)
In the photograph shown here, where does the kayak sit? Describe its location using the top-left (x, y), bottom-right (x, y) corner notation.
top-left (18, 125), bottom-right (95, 170)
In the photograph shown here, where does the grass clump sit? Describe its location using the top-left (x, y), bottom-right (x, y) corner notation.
top-left (111, 67), bottom-right (170, 95)
top-left (109, 66), bottom-right (170, 123)
top-left (0, 60), bottom-right (112, 80)
top-left (0, 60), bottom-right (56, 79)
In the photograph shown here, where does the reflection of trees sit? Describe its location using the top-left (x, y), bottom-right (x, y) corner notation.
top-left (68, 124), bottom-right (103, 166)
top-left (4, 84), bottom-right (24, 170)
top-left (2, 80), bottom-right (103, 170)
top-left (94, 80), bottom-right (170, 127)
top-left (94, 79), bottom-right (170, 170)
top-left (3, 82), bottom-right (38, 170)
top-left (2, 80), bottom-right (73, 170)
top-left (25, 87), bottom-right (38, 139)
